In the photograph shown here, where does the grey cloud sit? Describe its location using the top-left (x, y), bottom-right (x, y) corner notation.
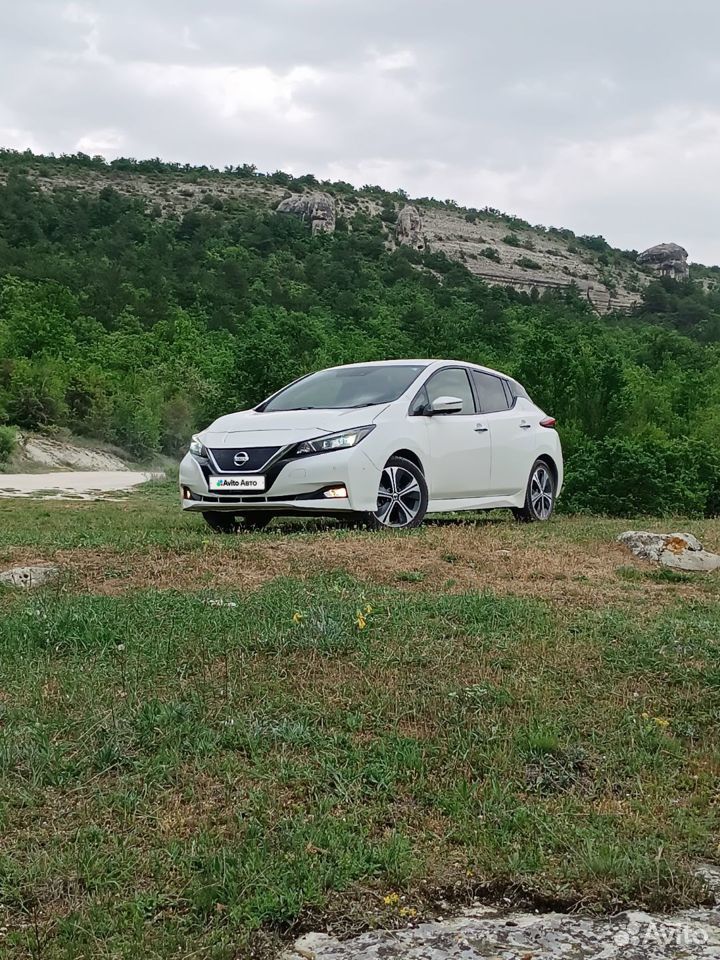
top-left (1, 0), bottom-right (719, 260)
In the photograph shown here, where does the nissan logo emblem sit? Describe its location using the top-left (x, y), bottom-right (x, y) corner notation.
top-left (233, 451), bottom-right (250, 467)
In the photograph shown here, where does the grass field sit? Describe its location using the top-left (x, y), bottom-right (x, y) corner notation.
top-left (1, 484), bottom-right (719, 958)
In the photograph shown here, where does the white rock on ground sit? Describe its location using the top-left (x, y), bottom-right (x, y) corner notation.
top-left (282, 903), bottom-right (720, 959)
top-left (0, 566), bottom-right (59, 588)
top-left (618, 531), bottom-right (720, 572)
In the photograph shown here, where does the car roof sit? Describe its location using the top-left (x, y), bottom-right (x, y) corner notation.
top-left (326, 359), bottom-right (510, 379)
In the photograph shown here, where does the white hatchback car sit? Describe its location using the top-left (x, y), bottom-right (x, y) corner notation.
top-left (179, 359), bottom-right (563, 532)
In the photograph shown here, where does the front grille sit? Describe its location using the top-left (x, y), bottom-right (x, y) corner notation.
top-left (208, 446), bottom-right (281, 473)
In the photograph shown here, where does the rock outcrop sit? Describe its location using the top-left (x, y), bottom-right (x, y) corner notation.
top-left (618, 531), bottom-right (720, 572)
top-left (395, 204), bottom-right (425, 250)
top-left (0, 565), bottom-right (60, 588)
top-left (282, 901), bottom-right (720, 959)
top-left (276, 192), bottom-right (336, 235)
top-left (637, 243), bottom-right (689, 280)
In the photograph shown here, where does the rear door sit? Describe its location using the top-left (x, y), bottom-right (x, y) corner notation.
top-left (470, 370), bottom-right (534, 495)
top-left (414, 366), bottom-right (491, 498)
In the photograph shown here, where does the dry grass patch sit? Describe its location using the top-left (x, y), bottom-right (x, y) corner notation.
top-left (6, 522), bottom-right (720, 608)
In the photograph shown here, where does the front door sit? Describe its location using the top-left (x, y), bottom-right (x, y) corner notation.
top-left (419, 367), bottom-right (492, 499)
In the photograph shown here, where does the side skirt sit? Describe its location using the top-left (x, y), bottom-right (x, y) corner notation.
top-left (426, 494), bottom-right (524, 513)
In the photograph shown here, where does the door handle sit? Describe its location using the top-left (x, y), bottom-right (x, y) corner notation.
top-left (519, 421), bottom-right (531, 429)
top-left (474, 423), bottom-right (489, 433)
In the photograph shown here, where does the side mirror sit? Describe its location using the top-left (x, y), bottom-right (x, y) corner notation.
top-left (428, 395), bottom-right (464, 415)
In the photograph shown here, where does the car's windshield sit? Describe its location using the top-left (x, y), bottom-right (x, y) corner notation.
top-left (260, 364), bottom-right (427, 412)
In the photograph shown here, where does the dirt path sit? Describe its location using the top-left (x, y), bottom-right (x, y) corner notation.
top-left (0, 470), bottom-right (163, 498)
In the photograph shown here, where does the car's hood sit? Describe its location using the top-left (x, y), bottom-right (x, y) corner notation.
top-left (199, 405), bottom-right (389, 447)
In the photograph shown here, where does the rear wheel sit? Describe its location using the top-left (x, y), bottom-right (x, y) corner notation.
top-left (361, 456), bottom-right (428, 531)
top-left (512, 459), bottom-right (555, 523)
top-left (202, 511), bottom-right (273, 534)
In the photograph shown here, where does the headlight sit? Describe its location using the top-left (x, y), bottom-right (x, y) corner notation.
top-left (292, 425), bottom-right (375, 457)
top-left (189, 435), bottom-right (208, 458)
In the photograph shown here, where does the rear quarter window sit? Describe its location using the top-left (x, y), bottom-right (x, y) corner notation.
top-left (508, 379), bottom-right (531, 401)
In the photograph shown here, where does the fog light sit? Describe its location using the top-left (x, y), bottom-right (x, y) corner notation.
top-left (323, 485), bottom-right (348, 499)
top-left (182, 486), bottom-right (193, 501)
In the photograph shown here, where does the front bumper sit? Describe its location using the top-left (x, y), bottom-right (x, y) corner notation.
top-left (178, 447), bottom-right (380, 514)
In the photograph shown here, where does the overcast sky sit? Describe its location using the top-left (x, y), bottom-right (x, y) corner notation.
top-left (3, 1), bottom-right (720, 262)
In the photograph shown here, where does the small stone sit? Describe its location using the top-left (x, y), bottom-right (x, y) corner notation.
top-left (0, 565), bottom-right (60, 589)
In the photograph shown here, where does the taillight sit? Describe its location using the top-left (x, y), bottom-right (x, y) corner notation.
top-left (539, 417), bottom-right (556, 428)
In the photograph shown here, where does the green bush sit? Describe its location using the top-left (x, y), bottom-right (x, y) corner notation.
top-left (503, 233), bottom-right (523, 247)
top-left (561, 436), bottom-right (720, 517)
top-left (1, 358), bottom-right (69, 429)
top-left (516, 256), bottom-right (541, 270)
top-left (0, 425), bottom-right (16, 463)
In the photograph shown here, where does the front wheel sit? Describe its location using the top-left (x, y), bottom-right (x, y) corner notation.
top-left (360, 456), bottom-right (428, 531)
top-left (202, 511), bottom-right (273, 534)
top-left (512, 459), bottom-right (556, 523)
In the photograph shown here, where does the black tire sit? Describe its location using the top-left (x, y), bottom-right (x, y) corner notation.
top-left (202, 511), bottom-right (273, 534)
top-left (359, 456), bottom-right (428, 531)
top-left (512, 459), bottom-right (556, 523)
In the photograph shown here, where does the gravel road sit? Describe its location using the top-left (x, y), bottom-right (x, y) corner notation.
top-left (0, 471), bottom-right (163, 498)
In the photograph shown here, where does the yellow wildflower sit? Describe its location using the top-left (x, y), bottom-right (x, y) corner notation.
top-left (641, 711), bottom-right (669, 728)
top-left (383, 892), bottom-right (400, 906)
top-left (399, 906), bottom-right (417, 917)
top-left (292, 611), bottom-right (304, 624)
top-left (364, 604), bottom-right (373, 614)
top-left (355, 612), bottom-right (367, 630)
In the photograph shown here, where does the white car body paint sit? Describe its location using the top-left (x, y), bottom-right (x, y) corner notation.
top-left (178, 359), bottom-right (563, 523)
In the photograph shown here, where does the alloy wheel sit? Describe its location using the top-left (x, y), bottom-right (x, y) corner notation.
top-left (374, 465), bottom-right (422, 528)
top-left (530, 464), bottom-right (553, 519)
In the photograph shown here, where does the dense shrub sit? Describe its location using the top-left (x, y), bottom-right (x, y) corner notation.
top-left (503, 233), bottom-right (523, 247)
top-left (0, 425), bottom-right (16, 463)
top-left (516, 256), bottom-right (542, 270)
top-left (562, 436), bottom-right (720, 517)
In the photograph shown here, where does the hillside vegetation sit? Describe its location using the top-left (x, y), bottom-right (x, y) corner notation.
top-left (1, 150), bottom-right (720, 515)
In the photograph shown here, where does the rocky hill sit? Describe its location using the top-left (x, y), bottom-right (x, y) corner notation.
top-left (0, 151), bottom-right (710, 313)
